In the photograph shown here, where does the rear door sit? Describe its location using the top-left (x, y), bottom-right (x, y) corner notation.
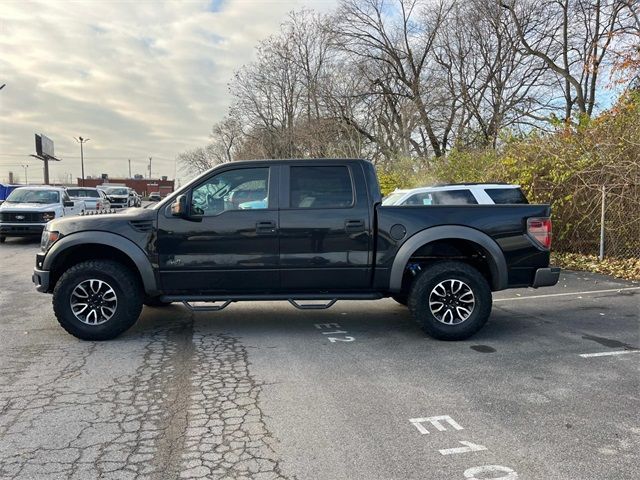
top-left (278, 162), bottom-right (372, 291)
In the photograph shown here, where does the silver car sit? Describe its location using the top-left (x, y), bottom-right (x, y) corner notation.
top-left (66, 187), bottom-right (110, 211)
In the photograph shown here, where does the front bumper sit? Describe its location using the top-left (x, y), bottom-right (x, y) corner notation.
top-left (32, 268), bottom-right (50, 293)
top-left (0, 223), bottom-right (46, 237)
top-left (532, 267), bottom-right (561, 288)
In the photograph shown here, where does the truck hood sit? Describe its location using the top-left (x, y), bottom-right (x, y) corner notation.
top-left (0, 203), bottom-right (59, 212)
top-left (47, 207), bottom-right (156, 235)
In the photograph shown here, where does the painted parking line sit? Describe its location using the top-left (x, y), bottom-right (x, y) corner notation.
top-left (494, 286), bottom-right (640, 302)
top-left (579, 350), bottom-right (640, 358)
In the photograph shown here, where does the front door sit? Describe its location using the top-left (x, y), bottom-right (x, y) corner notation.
top-left (157, 166), bottom-right (279, 294)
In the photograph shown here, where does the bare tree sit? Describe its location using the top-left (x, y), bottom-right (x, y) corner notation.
top-left (501, 0), bottom-right (632, 123)
top-left (178, 118), bottom-right (243, 174)
top-left (331, 0), bottom-right (454, 158)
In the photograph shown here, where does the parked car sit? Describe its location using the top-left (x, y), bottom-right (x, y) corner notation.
top-left (1, 186), bottom-right (84, 243)
top-left (33, 159), bottom-right (558, 341)
top-left (104, 187), bottom-right (132, 209)
top-left (66, 187), bottom-right (110, 211)
top-left (130, 190), bottom-right (142, 207)
top-left (383, 183), bottom-right (528, 206)
top-left (148, 192), bottom-right (161, 202)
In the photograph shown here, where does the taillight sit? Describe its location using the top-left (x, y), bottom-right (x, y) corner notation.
top-left (96, 202), bottom-right (101, 210)
top-left (527, 217), bottom-right (552, 249)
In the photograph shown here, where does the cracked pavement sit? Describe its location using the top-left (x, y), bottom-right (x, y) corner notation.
top-left (1, 237), bottom-right (639, 479)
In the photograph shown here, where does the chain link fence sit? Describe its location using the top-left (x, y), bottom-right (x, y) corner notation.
top-left (550, 183), bottom-right (640, 260)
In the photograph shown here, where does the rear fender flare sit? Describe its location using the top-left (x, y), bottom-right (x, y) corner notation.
top-left (389, 226), bottom-right (508, 292)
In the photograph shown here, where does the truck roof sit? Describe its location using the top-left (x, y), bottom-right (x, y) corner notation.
top-left (13, 185), bottom-right (67, 191)
top-left (226, 158), bottom-right (371, 167)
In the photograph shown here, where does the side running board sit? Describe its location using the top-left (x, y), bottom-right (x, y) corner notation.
top-left (160, 293), bottom-right (384, 313)
top-left (182, 300), bottom-right (232, 312)
top-left (288, 299), bottom-right (337, 310)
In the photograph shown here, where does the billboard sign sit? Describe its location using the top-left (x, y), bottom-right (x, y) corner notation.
top-left (35, 134), bottom-right (55, 158)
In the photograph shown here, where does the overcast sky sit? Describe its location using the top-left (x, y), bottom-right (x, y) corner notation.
top-left (0, 0), bottom-right (338, 185)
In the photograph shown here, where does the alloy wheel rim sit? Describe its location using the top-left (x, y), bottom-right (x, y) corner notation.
top-left (428, 279), bottom-right (475, 325)
top-left (70, 279), bottom-right (118, 325)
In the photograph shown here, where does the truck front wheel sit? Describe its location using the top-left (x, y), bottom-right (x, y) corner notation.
top-left (52, 260), bottom-right (143, 340)
top-left (408, 261), bottom-right (492, 341)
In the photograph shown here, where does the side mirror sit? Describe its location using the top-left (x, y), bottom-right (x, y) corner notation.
top-left (63, 201), bottom-right (74, 207)
top-left (171, 195), bottom-right (187, 217)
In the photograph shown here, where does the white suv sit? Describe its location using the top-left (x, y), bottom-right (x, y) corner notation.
top-left (382, 183), bottom-right (528, 206)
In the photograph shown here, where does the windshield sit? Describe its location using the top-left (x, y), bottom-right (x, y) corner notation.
top-left (382, 192), bottom-right (405, 206)
top-left (106, 188), bottom-right (128, 195)
top-left (5, 189), bottom-right (60, 204)
top-left (67, 189), bottom-right (100, 198)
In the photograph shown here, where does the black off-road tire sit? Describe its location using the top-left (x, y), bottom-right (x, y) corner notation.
top-left (0, 236), bottom-right (6, 243)
top-left (143, 296), bottom-right (172, 307)
top-left (52, 260), bottom-right (143, 340)
top-left (408, 261), bottom-right (492, 341)
top-left (392, 294), bottom-right (409, 306)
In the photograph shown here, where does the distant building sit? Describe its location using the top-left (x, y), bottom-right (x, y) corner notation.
top-left (78, 177), bottom-right (175, 197)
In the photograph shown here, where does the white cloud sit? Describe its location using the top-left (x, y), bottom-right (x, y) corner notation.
top-left (0, 0), bottom-right (338, 184)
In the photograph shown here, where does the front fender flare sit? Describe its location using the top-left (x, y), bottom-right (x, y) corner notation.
top-left (389, 226), bottom-right (508, 292)
top-left (43, 231), bottom-right (157, 293)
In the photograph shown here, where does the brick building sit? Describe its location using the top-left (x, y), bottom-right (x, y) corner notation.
top-left (77, 177), bottom-right (175, 197)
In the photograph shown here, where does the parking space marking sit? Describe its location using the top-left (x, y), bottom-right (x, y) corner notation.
top-left (409, 415), bottom-right (464, 434)
top-left (439, 441), bottom-right (487, 456)
top-left (408, 414), bottom-right (518, 476)
top-left (464, 465), bottom-right (518, 479)
top-left (313, 322), bottom-right (355, 343)
top-left (579, 350), bottom-right (640, 358)
top-left (493, 286), bottom-right (640, 302)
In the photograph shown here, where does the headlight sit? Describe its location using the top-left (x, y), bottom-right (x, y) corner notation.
top-left (41, 211), bottom-right (56, 222)
top-left (40, 230), bottom-right (61, 251)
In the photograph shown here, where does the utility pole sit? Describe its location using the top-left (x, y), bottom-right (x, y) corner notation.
top-left (128, 159), bottom-right (132, 178)
top-left (21, 164), bottom-right (28, 184)
top-left (74, 136), bottom-right (90, 186)
top-left (148, 157), bottom-right (152, 179)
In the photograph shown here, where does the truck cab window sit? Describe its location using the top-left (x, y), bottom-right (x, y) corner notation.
top-left (290, 166), bottom-right (353, 208)
top-left (191, 168), bottom-right (269, 216)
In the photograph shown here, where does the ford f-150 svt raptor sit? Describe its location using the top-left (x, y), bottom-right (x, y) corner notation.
top-left (32, 159), bottom-right (559, 341)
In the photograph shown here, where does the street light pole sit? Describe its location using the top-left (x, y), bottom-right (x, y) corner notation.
top-left (74, 136), bottom-right (90, 186)
top-left (21, 164), bottom-right (28, 184)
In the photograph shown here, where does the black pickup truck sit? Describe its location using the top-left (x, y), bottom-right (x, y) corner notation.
top-left (33, 159), bottom-right (559, 341)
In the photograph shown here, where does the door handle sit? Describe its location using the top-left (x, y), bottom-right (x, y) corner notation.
top-left (345, 219), bottom-right (365, 233)
top-left (256, 221), bottom-right (277, 234)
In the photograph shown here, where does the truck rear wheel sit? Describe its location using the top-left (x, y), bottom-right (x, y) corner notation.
top-left (408, 261), bottom-right (492, 341)
top-left (0, 236), bottom-right (5, 243)
top-left (52, 260), bottom-right (143, 340)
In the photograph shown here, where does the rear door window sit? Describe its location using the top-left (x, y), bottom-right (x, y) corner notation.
top-left (290, 166), bottom-right (353, 208)
top-left (404, 193), bottom-right (433, 205)
top-left (485, 188), bottom-right (529, 204)
top-left (430, 190), bottom-right (478, 205)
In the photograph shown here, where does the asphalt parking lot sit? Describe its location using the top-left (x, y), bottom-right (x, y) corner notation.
top-left (0, 237), bottom-right (638, 480)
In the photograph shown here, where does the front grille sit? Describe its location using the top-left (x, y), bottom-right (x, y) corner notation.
top-left (129, 220), bottom-right (153, 232)
top-left (0, 212), bottom-right (42, 222)
top-left (111, 198), bottom-right (127, 204)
